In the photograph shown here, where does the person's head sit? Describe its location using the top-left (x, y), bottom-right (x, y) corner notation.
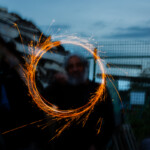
top-left (64, 53), bottom-right (88, 85)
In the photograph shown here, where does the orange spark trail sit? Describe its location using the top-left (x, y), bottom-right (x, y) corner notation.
top-left (97, 117), bottom-right (103, 135)
top-left (2, 119), bottom-right (46, 135)
top-left (23, 35), bottom-right (106, 139)
top-left (13, 23), bottom-right (25, 52)
top-left (5, 23), bottom-right (123, 140)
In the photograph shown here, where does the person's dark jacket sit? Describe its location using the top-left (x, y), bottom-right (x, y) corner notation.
top-left (44, 80), bottom-right (115, 150)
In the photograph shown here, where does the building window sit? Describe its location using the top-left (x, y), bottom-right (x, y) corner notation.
top-left (130, 92), bottom-right (145, 105)
top-left (118, 80), bottom-right (130, 91)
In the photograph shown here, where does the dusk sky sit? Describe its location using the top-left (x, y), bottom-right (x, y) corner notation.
top-left (0, 0), bottom-right (150, 41)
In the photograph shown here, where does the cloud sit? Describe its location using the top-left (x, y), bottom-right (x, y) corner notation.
top-left (93, 21), bottom-right (107, 28)
top-left (103, 26), bottom-right (150, 39)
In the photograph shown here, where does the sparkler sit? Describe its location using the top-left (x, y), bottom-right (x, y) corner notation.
top-left (0, 22), bottom-right (124, 144)
top-left (23, 35), bottom-right (107, 139)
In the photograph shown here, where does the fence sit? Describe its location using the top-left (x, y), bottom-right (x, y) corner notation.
top-left (95, 41), bottom-right (150, 147)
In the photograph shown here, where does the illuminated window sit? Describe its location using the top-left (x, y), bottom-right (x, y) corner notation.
top-left (118, 80), bottom-right (130, 91)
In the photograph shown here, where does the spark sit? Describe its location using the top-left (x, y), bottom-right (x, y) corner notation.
top-left (4, 22), bottom-right (123, 140)
top-left (107, 75), bottom-right (124, 112)
top-left (13, 23), bottom-right (25, 53)
top-left (23, 34), bottom-right (107, 139)
top-left (96, 117), bottom-right (103, 135)
top-left (2, 118), bottom-right (46, 135)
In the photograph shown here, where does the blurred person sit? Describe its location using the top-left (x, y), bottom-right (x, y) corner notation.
top-left (45, 53), bottom-right (115, 150)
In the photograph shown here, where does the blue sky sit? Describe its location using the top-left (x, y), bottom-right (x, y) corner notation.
top-left (1, 0), bottom-right (150, 40)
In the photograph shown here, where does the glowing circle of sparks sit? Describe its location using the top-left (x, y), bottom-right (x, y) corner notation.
top-left (24, 36), bottom-right (106, 138)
